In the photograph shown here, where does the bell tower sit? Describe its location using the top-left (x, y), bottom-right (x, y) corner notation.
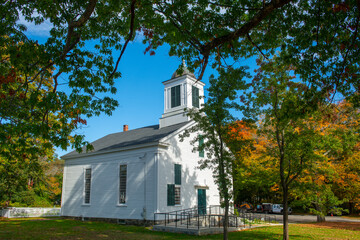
top-left (159, 62), bottom-right (205, 128)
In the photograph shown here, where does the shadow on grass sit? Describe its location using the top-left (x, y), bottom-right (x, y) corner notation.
top-left (228, 230), bottom-right (311, 240)
top-left (0, 219), bottom-right (343, 240)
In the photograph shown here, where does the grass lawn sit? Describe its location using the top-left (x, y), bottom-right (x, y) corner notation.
top-left (0, 218), bottom-right (359, 240)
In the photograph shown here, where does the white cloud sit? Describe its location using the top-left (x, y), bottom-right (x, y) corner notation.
top-left (18, 15), bottom-right (53, 38)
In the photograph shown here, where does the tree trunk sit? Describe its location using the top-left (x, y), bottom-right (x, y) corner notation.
top-left (317, 215), bottom-right (326, 222)
top-left (223, 198), bottom-right (229, 240)
top-left (219, 165), bottom-right (229, 240)
top-left (349, 201), bottom-right (353, 215)
top-left (217, 138), bottom-right (229, 240)
top-left (315, 204), bottom-right (326, 222)
top-left (282, 186), bottom-right (289, 240)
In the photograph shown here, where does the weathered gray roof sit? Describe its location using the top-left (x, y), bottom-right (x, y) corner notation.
top-left (171, 60), bottom-right (196, 79)
top-left (62, 122), bottom-right (189, 159)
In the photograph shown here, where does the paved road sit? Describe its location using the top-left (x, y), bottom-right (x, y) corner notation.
top-left (251, 213), bottom-right (360, 223)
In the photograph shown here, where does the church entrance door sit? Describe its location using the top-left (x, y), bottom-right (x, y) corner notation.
top-left (197, 189), bottom-right (206, 215)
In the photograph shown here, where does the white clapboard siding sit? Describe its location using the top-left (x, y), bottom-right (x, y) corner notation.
top-left (61, 147), bottom-right (158, 220)
top-left (61, 125), bottom-right (220, 220)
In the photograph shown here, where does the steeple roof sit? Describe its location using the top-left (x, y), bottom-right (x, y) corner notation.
top-left (171, 60), bottom-right (195, 79)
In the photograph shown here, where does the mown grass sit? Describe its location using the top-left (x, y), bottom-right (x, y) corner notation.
top-left (0, 218), bottom-right (359, 240)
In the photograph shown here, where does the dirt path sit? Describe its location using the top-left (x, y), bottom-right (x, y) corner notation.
top-left (298, 222), bottom-right (360, 231)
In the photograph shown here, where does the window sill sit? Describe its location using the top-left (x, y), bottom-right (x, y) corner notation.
top-left (82, 204), bottom-right (91, 207)
top-left (117, 204), bottom-right (127, 207)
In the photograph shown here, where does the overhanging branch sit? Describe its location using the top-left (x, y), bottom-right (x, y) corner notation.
top-left (109, 0), bottom-right (137, 80)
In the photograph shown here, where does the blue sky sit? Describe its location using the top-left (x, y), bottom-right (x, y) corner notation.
top-left (56, 42), bottom-right (213, 157)
top-left (21, 19), bottom-right (256, 158)
top-left (24, 29), bottom-right (214, 157)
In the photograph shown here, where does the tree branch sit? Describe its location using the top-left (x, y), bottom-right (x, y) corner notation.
top-left (246, 33), bottom-right (269, 60)
top-left (153, 6), bottom-right (203, 50)
top-left (63, 0), bottom-right (97, 58)
top-left (109, 0), bottom-right (137, 80)
top-left (200, 0), bottom-right (292, 56)
top-left (30, 0), bottom-right (97, 83)
top-left (198, 55), bottom-right (209, 81)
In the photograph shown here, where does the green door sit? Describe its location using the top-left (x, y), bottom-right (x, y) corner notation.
top-left (198, 189), bottom-right (206, 215)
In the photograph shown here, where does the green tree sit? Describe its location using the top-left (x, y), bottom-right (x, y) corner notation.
top-left (144, 0), bottom-right (359, 106)
top-left (292, 101), bottom-right (360, 220)
top-left (0, 39), bottom-right (85, 205)
top-left (1, 0), bottom-right (126, 157)
top-left (181, 67), bottom-right (249, 240)
top-left (2, 3), bottom-right (359, 236)
top-left (323, 102), bottom-right (360, 214)
top-left (43, 158), bottom-right (64, 206)
top-left (4, 2), bottom-right (357, 145)
top-left (245, 57), bottom-right (321, 240)
top-left (0, 151), bottom-right (54, 206)
top-left (0, 154), bottom-right (64, 207)
top-left (291, 161), bottom-right (345, 222)
top-left (227, 122), bottom-right (279, 206)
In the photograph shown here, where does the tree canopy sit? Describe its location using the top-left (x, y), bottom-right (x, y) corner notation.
top-left (2, 0), bottom-right (359, 153)
top-left (1, 2), bottom-right (359, 239)
top-left (180, 67), bottom-right (249, 240)
top-left (144, 0), bottom-right (359, 102)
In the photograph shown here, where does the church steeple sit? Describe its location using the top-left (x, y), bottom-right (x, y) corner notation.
top-left (159, 62), bottom-right (205, 128)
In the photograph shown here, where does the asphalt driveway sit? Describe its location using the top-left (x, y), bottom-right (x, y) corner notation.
top-left (252, 213), bottom-right (360, 223)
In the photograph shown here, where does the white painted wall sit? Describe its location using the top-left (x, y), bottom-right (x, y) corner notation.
top-left (61, 124), bottom-right (220, 220)
top-left (61, 147), bottom-right (159, 220)
top-left (160, 75), bottom-right (205, 128)
top-left (156, 125), bottom-right (219, 214)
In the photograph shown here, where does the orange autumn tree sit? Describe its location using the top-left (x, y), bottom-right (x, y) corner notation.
top-left (328, 102), bottom-right (360, 214)
top-left (0, 39), bottom-right (87, 206)
top-left (43, 158), bottom-right (64, 206)
top-left (291, 101), bottom-right (360, 220)
top-left (228, 100), bottom-right (360, 221)
top-left (226, 120), bottom-right (280, 206)
top-left (236, 56), bottom-right (323, 240)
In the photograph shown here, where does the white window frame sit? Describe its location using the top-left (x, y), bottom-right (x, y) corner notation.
top-left (118, 164), bottom-right (127, 206)
top-left (174, 162), bottom-right (182, 206)
top-left (83, 167), bottom-right (92, 205)
top-left (174, 186), bottom-right (181, 205)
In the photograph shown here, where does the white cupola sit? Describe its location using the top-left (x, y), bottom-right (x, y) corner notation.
top-left (159, 61), bottom-right (205, 128)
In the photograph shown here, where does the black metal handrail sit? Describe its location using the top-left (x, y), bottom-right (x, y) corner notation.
top-left (153, 205), bottom-right (277, 230)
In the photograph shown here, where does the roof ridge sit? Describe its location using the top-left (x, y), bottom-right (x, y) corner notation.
top-left (61, 121), bottom-right (189, 159)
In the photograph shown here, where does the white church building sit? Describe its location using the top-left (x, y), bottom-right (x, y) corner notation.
top-left (60, 66), bottom-right (220, 223)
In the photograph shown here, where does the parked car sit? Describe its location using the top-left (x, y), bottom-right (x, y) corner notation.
top-left (255, 203), bottom-right (273, 214)
top-left (255, 203), bottom-right (292, 214)
top-left (272, 204), bottom-right (292, 214)
top-left (262, 203), bottom-right (273, 214)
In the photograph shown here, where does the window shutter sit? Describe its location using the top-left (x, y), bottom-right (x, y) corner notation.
top-left (171, 85), bottom-right (181, 108)
top-left (167, 184), bottom-right (175, 206)
top-left (174, 164), bottom-right (181, 185)
top-left (192, 86), bottom-right (199, 108)
top-left (176, 85), bottom-right (180, 106)
top-left (199, 136), bottom-right (204, 157)
top-left (171, 87), bottom-right (176, 108)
